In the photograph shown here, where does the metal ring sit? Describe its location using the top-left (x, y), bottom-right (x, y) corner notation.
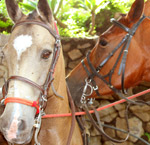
top-left (93, 85), bottom-right (98, 91)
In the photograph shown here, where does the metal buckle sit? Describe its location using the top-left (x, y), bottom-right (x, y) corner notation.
top-left (42, 95), bottom-right (47, 102)
top-left (93, 85), bottom-right (98, 91)
top-left (88, 98), bottom-right (95, 105)
top-left (80, 78), bottom-right (93, 104)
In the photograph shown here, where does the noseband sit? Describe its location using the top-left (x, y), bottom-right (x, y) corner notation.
top-left (81, 15), bottom-right (146, 105)
top-left (1, 20), bottom-right (61, 113)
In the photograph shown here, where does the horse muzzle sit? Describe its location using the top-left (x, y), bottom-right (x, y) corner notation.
top-left (0, 104), bottom-right (35, 144)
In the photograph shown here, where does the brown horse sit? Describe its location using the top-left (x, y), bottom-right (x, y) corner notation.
top-left (0, 0), bottom-right (83, 145)
top-left (67, 0), bottom-right (150, 104)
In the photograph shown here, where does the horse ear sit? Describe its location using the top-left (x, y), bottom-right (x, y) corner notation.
top-left (37, 0), bottom-right (53, 23)
top-left (127, 0), bottom-right (144, 23)
top-left (5, 0), bottom-right (24, 23)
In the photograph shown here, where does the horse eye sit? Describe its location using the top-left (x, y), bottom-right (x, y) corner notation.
top-left (41, 49), bottom-right (52, 59)
top-left (99, 39), bottom-right (108, 47)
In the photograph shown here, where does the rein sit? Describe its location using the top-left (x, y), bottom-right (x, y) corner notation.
top-left (42, 88), bottom-right (150, 145)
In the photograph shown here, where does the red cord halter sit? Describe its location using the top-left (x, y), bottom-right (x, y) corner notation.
top-left (4, 97), bottom-right (39, 114)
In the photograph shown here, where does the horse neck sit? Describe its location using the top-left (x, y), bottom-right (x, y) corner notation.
top-left (46, 48), bottom-right (69, 114)
top-left (37, 48), bottom-right (83, 145)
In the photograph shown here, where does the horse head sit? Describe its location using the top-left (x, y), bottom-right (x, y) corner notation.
top-left (0, 0), bottom-right (60, 144)
top-left (67, 0), bottom-right (150, 104)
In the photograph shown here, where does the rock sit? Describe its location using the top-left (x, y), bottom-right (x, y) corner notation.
top-left (97, 95), bottom-right (114, 100)
top-left (89, 136), bottom-right (102, 145)
top-left (130, 105), bottom-right (150, 122)
top-left (135, 135), bottom-right (149, 145)
top-left (104, 126), bottom-right (116, 138)
top-left (132, 85), bottom-right (148, 94)
top-left (64, 56), bottom-right (68, 68)
top-left (103, 141), bottom-right (112, 145)
top-left (114, 103), bottom-right (126, 111)
top-left (77, 43), bottom-right (91, 49)
top-left (62, 43), bottom-right (71, 52)
top-left (114, 101), bottom-right (126, 118)
top-left (104, 141), bottom-right (133, 145)
top-left (102, 125), bottom-right (116, 141)
top-left (116, 117), bottom-right (144, 142)
top-left (68, 49), bottom-right (83, 60)
top-left (91, 126), bottom-right (101, 136)
top-left (145, 122), bottom-right (150, 133)
top-left (118, 110), bottom-right (126, 118)
top-left (128, 117), bottom-right (144, 142)
top-left (99, 100), bottom-right (118, 123)
top-left (68, 59), bottom-right (82, 69)
top-left (116, 117), bottom-right (128, 139)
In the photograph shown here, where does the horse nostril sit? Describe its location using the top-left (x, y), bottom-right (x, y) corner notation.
top-left (18, 119), bottom-right (26, 131)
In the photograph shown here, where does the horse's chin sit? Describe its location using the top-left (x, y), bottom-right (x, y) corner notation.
top-left (5, 129), bottom-right (34, 145)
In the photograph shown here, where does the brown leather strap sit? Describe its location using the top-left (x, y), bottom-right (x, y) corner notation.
top-left (12, 20), bottom-right (60, 39)
top-left (66, 84), bottom-right (76, 145)
top-left (82, 104), bottom-right (130, 143)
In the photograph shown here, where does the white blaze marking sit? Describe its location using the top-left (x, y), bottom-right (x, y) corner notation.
top-left (14, 82), bottom-right (20, 98)
top-left (13, 35), bottom-right (32, 60)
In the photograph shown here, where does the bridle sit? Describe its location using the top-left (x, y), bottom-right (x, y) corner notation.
top-left (77, 14), bottom-right (150, 144)
top-left (81, 15), bottom-right (147, 105)
top-left (1, 20), bottom-right (61, 114)
top-left (0, 20), bottom-right (76, 145)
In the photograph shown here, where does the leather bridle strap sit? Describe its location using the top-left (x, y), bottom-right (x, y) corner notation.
top-left (11, 20), bottom-right (60, 39)
top-left (82, 104), bottom-right (130, 143)
top-left (2, 76), bottom-right (45, 95)
top-left (86, 51), bottom-right (143, 105)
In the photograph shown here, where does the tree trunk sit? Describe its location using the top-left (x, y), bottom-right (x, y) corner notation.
top-left (54, 16), bottom-right (68, 28)
top-left (54, 0), bottom-right (63, 17)
top-left (88, 10), bottom-right (96, 35)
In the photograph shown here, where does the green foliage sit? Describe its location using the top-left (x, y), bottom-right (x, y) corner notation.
top-left (145, 132), bottom-right (150, 142)
top-left (0, 0), bottom-right (8, 17)
top-left (0, 0), bottom-right (13, 33)
top-left (0, 0), bottom-right (136, 37)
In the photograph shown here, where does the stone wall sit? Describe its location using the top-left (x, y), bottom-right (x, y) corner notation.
top-left (61, 36), bottom-right (98, 74)
top-left (0, 34), bottom-right (150, 145)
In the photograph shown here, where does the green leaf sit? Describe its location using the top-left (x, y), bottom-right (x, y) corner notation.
top-left (145, 133), bottom-right (150, 141)
top-left (50, 0), bottom-right (58, 13)
top-left (85, 0), bottom-right (92, 10)
top-left (19, 3), bottom-right (36, 11)
top-left (28, 1), bottom-right (37, 7)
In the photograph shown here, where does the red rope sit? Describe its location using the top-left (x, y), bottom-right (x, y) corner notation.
top-left (5, 97), bottom-right (39, 114)
top-left (54, 21), bottom-right (59, 35)
top-left (42, 88), bottom-right (150, 119)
